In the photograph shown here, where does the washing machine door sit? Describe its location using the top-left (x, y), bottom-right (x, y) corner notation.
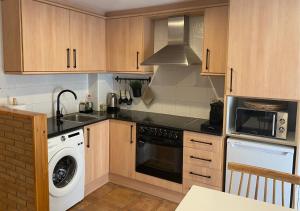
top-left (49, 147), bottom-right (83, 197)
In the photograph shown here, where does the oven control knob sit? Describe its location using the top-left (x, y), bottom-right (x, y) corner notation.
top-left (158, 129), bottom-right (163, 136)
top-left (163, 130), bottom-right (168, 137)
top-left (279, 127), bottom-right (285, 133)
top-left (279, 119), bottom-right (286, 125)
top-left (173, 133), bottom-right (178, 140)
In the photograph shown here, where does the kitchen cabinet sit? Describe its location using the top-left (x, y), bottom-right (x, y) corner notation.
top-left (109, 120), bottom-right (136, 178)
top-left (2, 0), bottom-right (70, 72)
top-left (2, 0), bottom-right (106, 73)
top-left (106, 16), bottom-right (154, 73)
top-left (183, 131), bottom-right (223, 194)
top-left (201, 6), bottom-right (228, 76)
top-left (84, 121), bottom-right (109, 195)
top-left (227, 0), bottom-right (300, 100)
top-left (70, 11), bottom-right (106, 72)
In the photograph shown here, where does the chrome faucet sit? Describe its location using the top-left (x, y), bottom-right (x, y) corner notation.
top-left (56, 89), bottom-right (77, 119)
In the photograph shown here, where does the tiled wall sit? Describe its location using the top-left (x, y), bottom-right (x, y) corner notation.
top-left (91, 16), bottom-right (225, 119)
top-left (0, 5), bottom-right (88, 117)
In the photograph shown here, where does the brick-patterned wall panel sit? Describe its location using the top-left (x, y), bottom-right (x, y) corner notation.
top-left (0, 112), bottom-right (35, 210)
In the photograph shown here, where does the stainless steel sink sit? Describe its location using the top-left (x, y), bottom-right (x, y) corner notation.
top-left (62, 114), bottom-right (98, 123)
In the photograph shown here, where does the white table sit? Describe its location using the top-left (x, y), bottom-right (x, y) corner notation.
top-left (176, 186), bottom-right (293, 211)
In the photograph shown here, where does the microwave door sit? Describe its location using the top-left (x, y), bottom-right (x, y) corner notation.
top-left (236, 109), bottom-right (277, 137)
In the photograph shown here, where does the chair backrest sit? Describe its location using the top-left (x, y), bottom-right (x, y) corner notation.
top-left (227, 162), bottom-right (300, 207)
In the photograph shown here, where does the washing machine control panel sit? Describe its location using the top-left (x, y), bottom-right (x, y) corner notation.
top-left (48, 129), bottom-right (84, 152)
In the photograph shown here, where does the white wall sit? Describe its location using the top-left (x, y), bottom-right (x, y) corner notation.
top-left (91, 16), bottom-right (225, 119)
top-left (0, 5), bottom-right (88, 117)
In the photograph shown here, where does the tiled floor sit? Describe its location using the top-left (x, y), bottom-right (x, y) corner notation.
top-left (69, 183), bottom-right (178, 211)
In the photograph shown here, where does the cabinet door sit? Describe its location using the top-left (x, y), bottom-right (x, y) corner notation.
top-left (84, 121), bottom-right (109, 190)
top-left (70, 11), bottom-right (106, 72)
top-left (109, 120), bottom-right (136, 178)
top-left (106, 17), bottom-right (144, 72)
top-left (21, 0), bottom-right (70, 72)
top-left (227, 0), bottom-right (300, 100)
top-left (202, 6), bottom-right (228, 75)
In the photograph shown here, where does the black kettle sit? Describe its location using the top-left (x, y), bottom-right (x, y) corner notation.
top-left (209, 100), bottom-right (224, 126)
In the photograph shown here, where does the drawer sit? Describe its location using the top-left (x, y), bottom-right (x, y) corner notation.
top-left (183, 165), bottom-right (222, 187)
top-left (183, 179), bottom-right (222, 194)
top-left (183, 147), bottom-right (222, 170)
top-left (184, 131), bottom-right (222, 152)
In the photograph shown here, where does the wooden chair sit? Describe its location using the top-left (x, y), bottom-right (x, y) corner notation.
top-left (227, 162), bottom-right (300, 207)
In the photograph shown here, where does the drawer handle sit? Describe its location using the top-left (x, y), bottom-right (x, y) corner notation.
top-left (190, 139), bottom-right (212, 145)
top-left (190, 171), bottom-right (211, 179)
top-left (190, 155), bottom-right (212, 162)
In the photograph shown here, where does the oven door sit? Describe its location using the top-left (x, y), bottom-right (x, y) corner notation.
top-left (136, 136), bottom-right (183, 184)
top-left (236, 108), bottom-right (277, 137)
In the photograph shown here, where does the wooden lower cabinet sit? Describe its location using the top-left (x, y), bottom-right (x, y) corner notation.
top-left (183, 131), bottom-right (224, 194)
top-left (109, 120), bottom-right (136, 179)
top-left (84, 120), bottom-right (109, 195)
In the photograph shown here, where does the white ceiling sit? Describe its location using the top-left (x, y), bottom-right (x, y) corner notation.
top-left (49, 0), bottom-right (192, 15)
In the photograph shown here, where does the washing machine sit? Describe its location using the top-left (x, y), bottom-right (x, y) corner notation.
top-left (48, 129), bottom-right (85, 211)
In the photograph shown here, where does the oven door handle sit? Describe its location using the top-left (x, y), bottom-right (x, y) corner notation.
top-left (272, 114), bottom-right (276, 137)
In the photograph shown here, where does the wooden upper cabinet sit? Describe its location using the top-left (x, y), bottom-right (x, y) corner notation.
top-left (202, 6), bottom-right (228, 76)
top-left (70, 11), bottom-right (106, 72)
top-left (106, 16), bottom-right (154, 73)
top-left (2, 0), bottom-right (106, 74)
top-left (2, 0), bottom-right (70, 72)
top-left (84, 121), bottom-right (109, 195)
top-left (109, 120), bottom-right (136, 179)
top-left (227, 0), bottom-right (300, 100)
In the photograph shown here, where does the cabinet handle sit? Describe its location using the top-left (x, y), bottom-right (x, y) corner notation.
top-left (136, 51), bottom-right (139, 70)
top-left (190, 171), bottom-right (211, 179)
top-left (67, 48), bottom-right (70, 68)
top-left (130, 125), bottom-right (134, 144)
top-left (87, 128), bottom-right (90, 148)
top-left (190, 139), bottom-right (212, 145)
top-left (230, 68), bottom-right (233, 92)
top-left (206, 49), bottom-right (210, 70)
top-left (73, 49), bottom-right (77, 69)
top-left (190, 155), bottom-right (212, 162)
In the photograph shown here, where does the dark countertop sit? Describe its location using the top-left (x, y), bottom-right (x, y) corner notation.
top-left (47, 109), bottom-right (222, 138)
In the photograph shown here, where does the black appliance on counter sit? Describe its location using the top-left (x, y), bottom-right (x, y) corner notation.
top-left (201, 101), bottom-right (224, 135)
top-left (136, 124), bottom-right (183, 184)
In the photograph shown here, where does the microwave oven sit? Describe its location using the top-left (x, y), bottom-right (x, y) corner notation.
top-left (235, 107), bottom-right (288, 139)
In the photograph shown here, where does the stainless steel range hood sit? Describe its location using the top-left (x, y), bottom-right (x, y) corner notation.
top-left (141, 16), bottom-right (202, 66)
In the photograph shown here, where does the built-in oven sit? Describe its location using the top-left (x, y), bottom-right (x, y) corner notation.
top-left (136, 124), bottom-right (183, 184)
top-left (235, 107), bottom-right (288, 139)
